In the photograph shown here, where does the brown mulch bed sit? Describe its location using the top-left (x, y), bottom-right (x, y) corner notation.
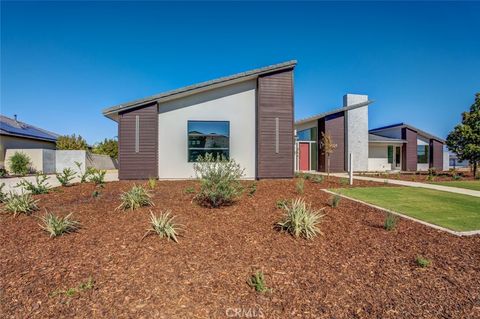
top-left (1, 178), bottom-right (479, 318)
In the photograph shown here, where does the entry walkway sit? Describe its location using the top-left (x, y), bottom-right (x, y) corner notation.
top-left (303, 171), bottom-right (480, 198)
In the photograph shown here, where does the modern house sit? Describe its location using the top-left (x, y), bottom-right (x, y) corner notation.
top-left (0, 115), bottom-right (58, 168)
top-left (103, 61), bottom-right (296, 180)
top-left (295, 95), bottom-right (445, 172)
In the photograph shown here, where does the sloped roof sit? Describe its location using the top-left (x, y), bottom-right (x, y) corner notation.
top-left (103, 60), bottom-right (297, 121)
top-left (0, 115), bottom-right (59, 142)
top-left (295, 100), bottom-right (374, 126)
top-left (368, 133), bottom-right (406, 143)
top-left (369, 123), bottom-right (445, 143)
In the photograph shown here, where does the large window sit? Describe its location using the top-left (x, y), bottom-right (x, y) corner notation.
top-left (387, 145), bottom-right (393, 164)
top-left (188, 121), bottom-right (229, 162)
top-left (417, 145), bottom-right (429, 164)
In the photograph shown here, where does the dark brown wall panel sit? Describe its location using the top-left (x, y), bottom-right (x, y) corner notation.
top-left (257, 69), bottom-right (294, 179)
top-left (430, 139), bottom-right (443, 171)
top-left (118, 103), bottom-right (158, 180)
top-left (317, 118), bottom-right (326, 171)
top-left (324, 112), bottom-right (345, 172)
top-left (402, 128), bottom-right (417, 171)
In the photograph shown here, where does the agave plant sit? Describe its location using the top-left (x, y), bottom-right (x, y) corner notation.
top-left (277, 198), bottom-right (324, 240)
top-left (117, 185), bottom-right (153, 211)
top-left (39, 211), bottom-right (80, 237)
top-left (143, 210), bottom-right (181, 242)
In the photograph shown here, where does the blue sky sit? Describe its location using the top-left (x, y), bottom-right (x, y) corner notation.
top-left (1, 1), bottom-right (479, 144)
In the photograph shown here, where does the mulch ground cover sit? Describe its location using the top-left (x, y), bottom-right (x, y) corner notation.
top-left (1, 177), bottom-right (479, 318)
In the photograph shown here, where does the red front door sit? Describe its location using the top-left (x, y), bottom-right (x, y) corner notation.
top-left (299, 143), bottom-right (310, 171)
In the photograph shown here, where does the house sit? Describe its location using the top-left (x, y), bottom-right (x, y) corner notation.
top-left (295, 94), bottom-right (445, 172)
top-left (102, 61), bottom-right (296, 180)
top-left (0, 115), bottom-right (59, 168)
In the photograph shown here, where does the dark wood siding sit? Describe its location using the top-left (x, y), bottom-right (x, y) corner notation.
top-left (317, 112), bottom-right (345, 172)
top-left (118, 103), bottom-right (158, 180)
top-left (402, 128), bottom-right (417, 171)
top-left (430, 139), bottom-right (443, 171)
top-left (256, 69), bottom-right (294, 179)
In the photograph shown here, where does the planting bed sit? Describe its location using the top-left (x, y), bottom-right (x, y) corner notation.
top-left (1, 178), bottom-right (479, 318)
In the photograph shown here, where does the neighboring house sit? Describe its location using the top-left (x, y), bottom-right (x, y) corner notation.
top-left (448, 153), bottom-right (469, 170)
top-left (102, 61), bottom-right (296, 180)
top-left (295, 95), bottom-right (445, 172)
top-left (0, 115), bottom-right (58, 168)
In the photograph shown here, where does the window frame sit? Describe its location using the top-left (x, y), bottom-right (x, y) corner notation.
top-left (417, 145), bottom-right (429, 164)
top-left (187, 120), bottom-right (230, 163)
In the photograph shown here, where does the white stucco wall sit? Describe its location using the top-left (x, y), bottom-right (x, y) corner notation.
top-left (368, 144), bottom-right (390, 171)
top-left (157, 80), bottom-right (256, 179)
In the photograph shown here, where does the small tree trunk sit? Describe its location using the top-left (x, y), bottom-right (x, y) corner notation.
top-left (474, 161), bottom-right (478, 178)
top-left (327, 155), bottom-right (330, 178)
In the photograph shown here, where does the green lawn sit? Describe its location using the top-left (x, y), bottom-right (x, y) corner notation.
top-left (431, 180), bottom-right (480, 191)
top-left (332, 187), bottom-right (480, 232)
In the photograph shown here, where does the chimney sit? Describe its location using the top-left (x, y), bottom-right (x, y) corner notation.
top-left (14, 114), bottom-right (18, 121)
top-left (343, 94), bottom-right (368, 107)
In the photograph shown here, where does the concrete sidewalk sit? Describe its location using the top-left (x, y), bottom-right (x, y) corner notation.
top-left (304, 171), bottom-right (480, 198)
top-left (0, 170), bottom-right (119, 195)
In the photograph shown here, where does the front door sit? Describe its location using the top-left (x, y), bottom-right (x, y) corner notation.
top-left (299, 142), bottom-right (310, 171)
top-left (394, 146), bottom-right (401, 170)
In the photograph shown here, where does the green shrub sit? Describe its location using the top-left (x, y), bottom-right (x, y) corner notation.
top-left (0, 183), bottom-right (6, 203)
top-left (415, 256), bottom-right (431, 268)
top-left (92, 190), bottom-right (101, 198)
top-left (8, 152), bottom-right (31, 176)
top-left (277, 198), bottom-right (324, 240)
top-left (4, 193), bottom-right (39, 215)
top-left (276, 199), bottom-right (288, 209)
top-left (384, 212), bottom-right (398, 231)
top-left (340, 178), bottom-right (349, 186)
top-left (248, 181), bottom-right (257, 197)
top-left (295, 178), bottom-right (305, 194)
top-left (51, 277), bottom-right (94, 297)
top-left (117, 185), bottom-right (153, 211)
top-left (40, 211), bottom-right (80, 237)
top-left (193, 153), bottom-right (244, 208)
top-left (311, 175), bottom-right (324, 183)
top-left (56, 134), bottom-right (88, 150)
top-left (56, 168), bottom-right (76, 186)
top-left (16, 173), bottom-right (50, 194)
top-left (92, 138), bottom-right (118, 159)
top-left (184, 186), bottom-right (195, 194)
top-left (294, 172), bottom-right (305, 179)
top-left (147, 177), bottom-right (157, 189)
top-left (89, 169), bottom-right (106, 185)
top-left (452, 174), bottom-right (462, 180)
top-left (75, 162), bottom-right (95, 183)
top-left (329, 194), bottom-right (341, 208)
top-left (143, 210), bottom-right (181, 242)
top-left (247, 270), bottom-right (270, 293)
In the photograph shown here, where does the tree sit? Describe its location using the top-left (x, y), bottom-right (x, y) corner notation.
top-left (56, 134), bottom-right (89, 150)
top-left (320, 132), bottom-right (337, 178)
top-left (446, 93), bottom-right (480, 177)
top-left (92, 138), bottom-right (118, 159)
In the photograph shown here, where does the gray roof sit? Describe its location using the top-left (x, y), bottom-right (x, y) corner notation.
top-left (103, 60), bottom-right (297, 121)
top-left (368, 133), bottom-right (406, 143)
top-left (369, 123), bottom-right (445, 143)
top-left (295, 100), bottom-right (374, 126)
top-left (0, 115), bottom-right (59, 142)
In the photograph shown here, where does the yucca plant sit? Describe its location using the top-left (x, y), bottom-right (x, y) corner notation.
top-left (16, 173), bottom-right (50, 194)
top-left (247, 270), bottom-right (270, 293)
top-left (4, 192), bottom-right (39, 216)
top-left (295, 178), bottom-right (305, 194)
top-left (56, 168), bottom-right (76, 186)
top-left (384, 212), bottom-right (398, 231)
top-left (277, 198), bottom-right (324, 240)
top-left (147, 177), bottom-right (157, 189)
top-left (329, 194), bottom-right (341, 208)
top-left (39, 211), bottom-right (80, 237)
top-left (143, 210), bottom-right (181, 242)
top-left (117, 185), bottom-right (153, 211)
